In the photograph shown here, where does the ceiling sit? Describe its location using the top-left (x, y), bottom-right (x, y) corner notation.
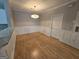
top-left (12, 0), bottom-right (77, 13)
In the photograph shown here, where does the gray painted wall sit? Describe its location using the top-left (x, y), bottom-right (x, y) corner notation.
top-left (14, 11), bottom-right (41, 35)
top-left (40, 1), bottom-right (79, 31)
top-left (14, 11), bottom-right (40, 27)
top-left (62, 2), bottom-right (79, 31)
top-left (39, 1), bottom-right (79, 49)
top-left (14, 0), bottom-right (79, 49)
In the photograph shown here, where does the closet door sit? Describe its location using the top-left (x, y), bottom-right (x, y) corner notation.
top-left (51, 14), bottom-right (64, 40)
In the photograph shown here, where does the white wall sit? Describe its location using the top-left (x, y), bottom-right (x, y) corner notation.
top-left (39, 1), bottom-right (79, 49)
top-left (14, 0), bottom-right (79, 49)
top-left (40, 13), bottom-right (79, 49)
top-left (14, 11), bottom-right (40, 27)
top-left (14, 11), bottom-right (41, 35)
top-left (15, 26), bottom-right (40, 35)
top-left (2, 31), bottom-right (16, 59)
top-left (6, 31), bottom-right (16, 59)
top-left (40, 13), bottom-right (64, 39)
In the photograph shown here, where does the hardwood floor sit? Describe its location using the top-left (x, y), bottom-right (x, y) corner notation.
top-left (14, 32), bottom-right (79, 59)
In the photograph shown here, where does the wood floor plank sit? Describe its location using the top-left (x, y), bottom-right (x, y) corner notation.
top-left (14, 32), bottom-right (79, 59)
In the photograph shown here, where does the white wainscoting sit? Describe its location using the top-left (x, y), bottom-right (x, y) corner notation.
top-left (2, 30), bottom-right (16, 59)
top-left (6, 31), bottom-right (16, 59)
top-left (70, 32), bottom-right (79, 49)
top-left (40, 26), bottom-right (64, 40)
top-left (40, 26), bottom-right (51, 36)
top-left (15, 26), bottom-right (79, 49)
top-left (40, 26), bottom-right (79, 49)
top-left (15, 26), bottom-right (41, 35)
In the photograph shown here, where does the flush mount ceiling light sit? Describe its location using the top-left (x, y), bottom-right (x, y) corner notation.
top-left (30, 1), bottom-right (39, 19)
top-left (31, 14), bottom-right (39, 19)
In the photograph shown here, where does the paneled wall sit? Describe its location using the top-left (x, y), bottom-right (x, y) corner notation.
top-left (14, 11), bottom-right (41, 35)
top-left (39, 1), bottom-right (79, 49)
top-left (15, 26), bottom-right (40, 35)
top-left (14, 1), bottom-right (79, 49)
top-left (40, 14), bottom-right (51, 36)
top-left (2, 31), bottom-right (16, 59)
top-left (40, 13), bottom-right (64, 39)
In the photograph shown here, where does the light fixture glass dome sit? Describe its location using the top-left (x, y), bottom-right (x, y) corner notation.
top-left (31, 14), bottom-right (39, 19)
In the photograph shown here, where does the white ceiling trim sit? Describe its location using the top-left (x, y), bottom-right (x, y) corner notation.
top-left (41, 0), bottom-right (77, 13)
